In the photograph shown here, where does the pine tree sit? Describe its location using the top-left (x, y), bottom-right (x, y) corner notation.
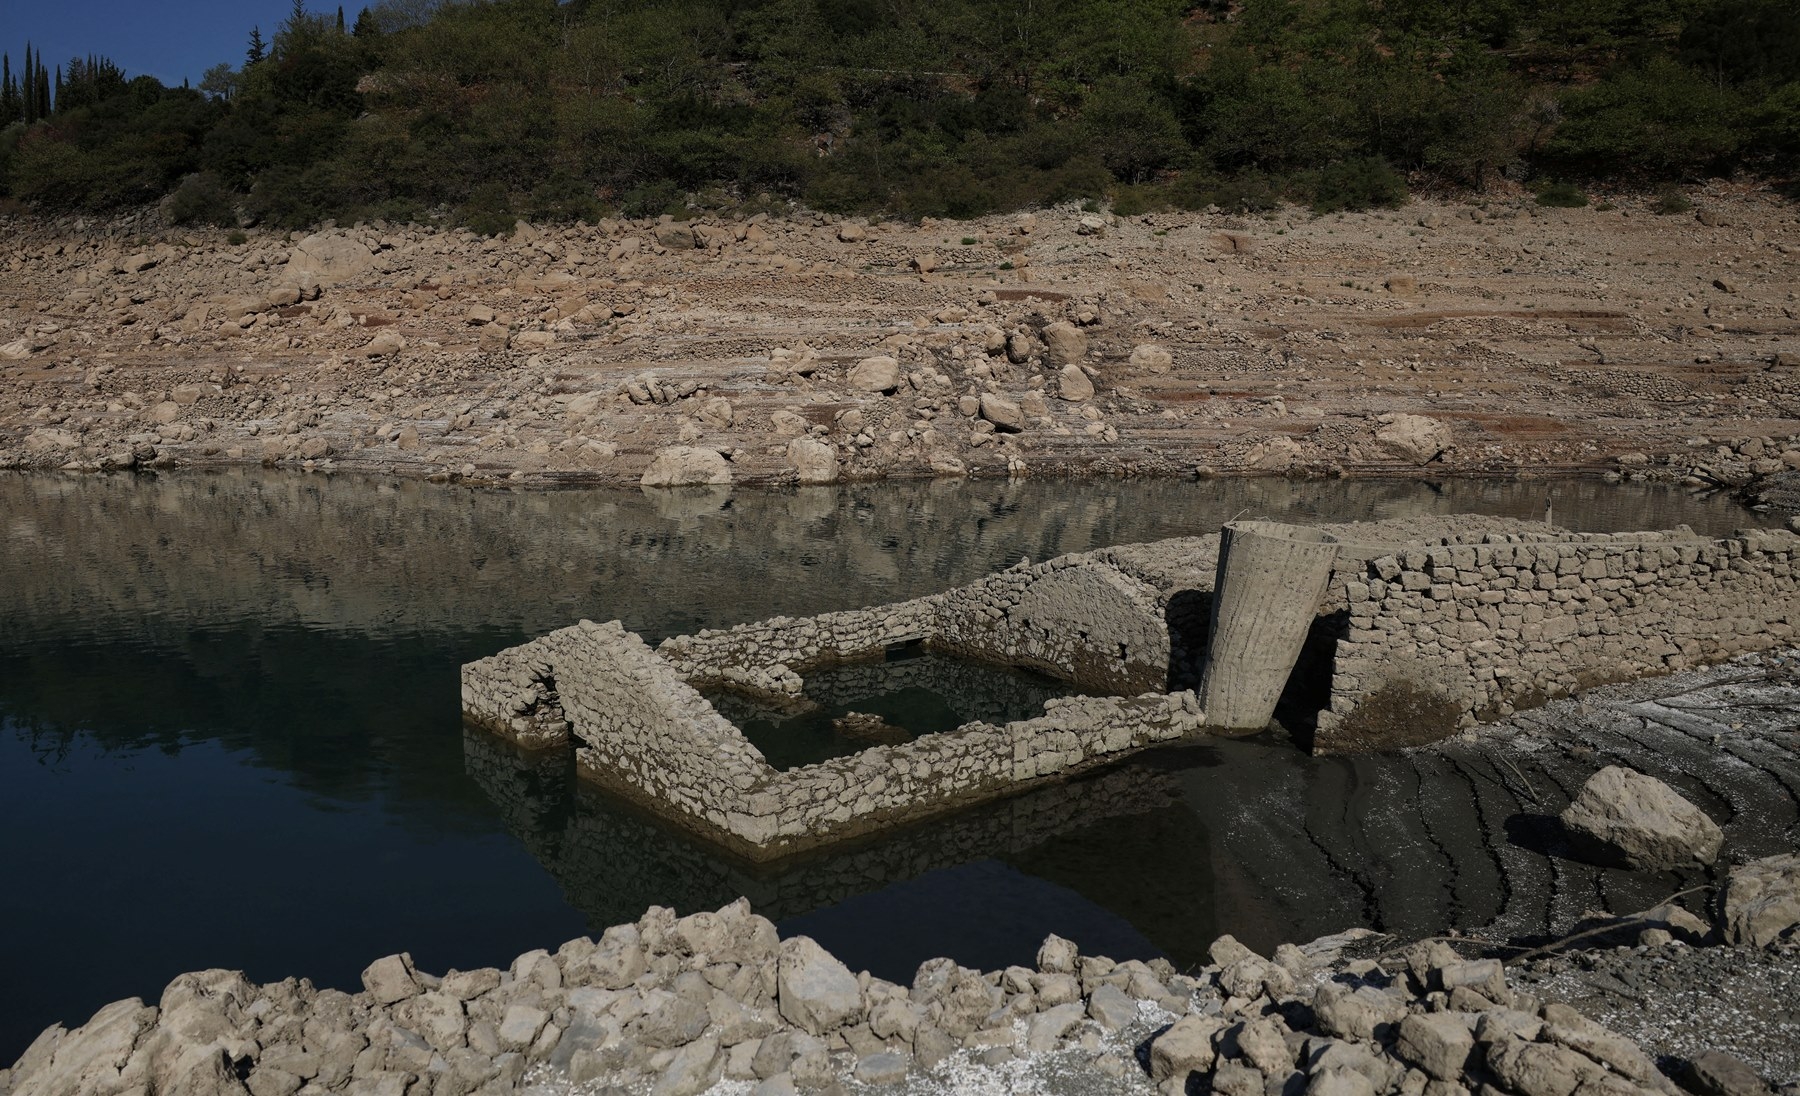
top-left (353, 7), bottom-right (379, 37)
top-left (247, 27), bottom-right (266, 66)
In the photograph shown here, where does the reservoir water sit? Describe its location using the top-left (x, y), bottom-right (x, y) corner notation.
top-left (0, 470), bottom-right (1770, 1058)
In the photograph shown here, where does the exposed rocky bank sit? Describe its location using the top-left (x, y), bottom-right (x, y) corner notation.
top-left (6, 866), bottom-right (1798, 1096)
top-left (2, 186), bottom-right (1797, 488)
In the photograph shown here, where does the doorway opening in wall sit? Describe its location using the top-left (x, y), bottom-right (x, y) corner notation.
top-left (1270, 610), bottom-right (1349, 752)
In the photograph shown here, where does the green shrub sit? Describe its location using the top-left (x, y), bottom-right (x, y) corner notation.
top-left (1109, 184), bottom-right (1161, 217)
top-left (168, 172), bottom-right (239, 226)
top-left (458, 180), bottom-right (516, 236)
top-left (226, 229), bottom-right (248, 245)
top-left (1535, 181), bottom-right (1589, 207)
top-left (1655, 188), bottom-right (1692, 214)
top-left (620, 180), bottom-right (685, 220)
top-left (1310, 157), bottom-right (1407, 214)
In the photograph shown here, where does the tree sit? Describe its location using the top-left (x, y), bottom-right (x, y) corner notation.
top-left (1, 54), bottom-right (15, 126)
top-left (353, 8), bottom-right (380, 37)
top-left (247, 27), bottom-right (267, 66)
top-left (200, 62), bottom-right (241, 101)
top-left (337, 6), bottom-right (347, 33)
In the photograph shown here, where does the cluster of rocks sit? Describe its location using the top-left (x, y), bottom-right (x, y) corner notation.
top-left (4, 189), bottom-right (1793, 489)
top-left (10, 853), bottom-right (1800, 1096)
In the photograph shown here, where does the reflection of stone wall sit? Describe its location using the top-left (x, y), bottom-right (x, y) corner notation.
top-left (1321, 529), bottom-right (1800, 748)
top-left (461, 725), bottom-right (1185, 928)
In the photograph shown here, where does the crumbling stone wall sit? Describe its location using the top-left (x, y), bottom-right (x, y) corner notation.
top-left (465, 516), bottom-right (1800, 858)
top-left (464, 619), bottom-right (1204, 859)
top-left (463, 620), bottom-right (777, 843)
top-left (1319, 529), bottom-right (1800, 749)
top-left (660, 552), bottom-right (1175, 699)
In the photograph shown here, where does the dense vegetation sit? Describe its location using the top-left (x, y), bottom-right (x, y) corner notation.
top-left (2, 0), bottom-right (1797, 229)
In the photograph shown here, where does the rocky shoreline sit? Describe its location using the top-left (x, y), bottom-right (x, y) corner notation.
top-left (6, 865), bottom-right (1798, 1096)
top-left (2, 189), bottom-right (1797, 490)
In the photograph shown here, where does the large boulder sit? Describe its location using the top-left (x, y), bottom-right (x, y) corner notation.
top-left (1057, 364), bottom-right (1094, 402)
top-left (1149, 1015), bottom-right (1223, 1084)
top-left (1373, 413), bottom-right (1452, 464)
top-left (1129, 344), bottom-right (1174, 374)
top-left (10, 999), bottom-right (159, 1096)
top-left (1396, 1013), bottom-right (1474, 1081)
top-left (1720, 853), bottom-right (1800, 947)
top-left (654, 221), bottom-right (698, 249)
top-left (1682, 1050), bottom-right (1776, 1096)
top-left (776, 936), bottom-right (861, 1035)
top-left (360, 330), bottom-right (406, 358)
top-left (286, 232), bottom-right (374, 286)
top-left (1042, 321), bottom-right (1088, 367)
top-left (361, 953), bottom-right (420, 1005)
top-left (847, 356), bottom-right (902, 394)
top-left (785, 438), bottom-right (838, 485)
top-left (1559, 766), bottom-right (1723, 870)
top-left (641, 446), bottom-right (733, 488)
top-left (979, 394), bottom-right (1024, 433)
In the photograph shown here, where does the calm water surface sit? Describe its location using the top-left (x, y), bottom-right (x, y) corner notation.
top-left (0, 471), bottom-right (1763, 1057)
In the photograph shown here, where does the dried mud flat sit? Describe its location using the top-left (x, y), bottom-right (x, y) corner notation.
top-left (1, 183), bottom-right (1797, 488)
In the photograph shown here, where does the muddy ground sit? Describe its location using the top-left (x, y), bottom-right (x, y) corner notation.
top-left (1, 182), bottom-right (1797, 488)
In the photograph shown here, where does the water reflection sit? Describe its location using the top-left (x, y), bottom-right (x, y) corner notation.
top-left (0, 469), bottom-right (1764, 1058)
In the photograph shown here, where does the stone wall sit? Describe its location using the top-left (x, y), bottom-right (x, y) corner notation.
top-left (465, 516), bottom-right (1800, 857)
top-left (658, 550), bottom-right (1179, 699)
top-left (1318, 528), bottom-right (1800, 749)
top-left (464, 619), bottom-right (1205, 860)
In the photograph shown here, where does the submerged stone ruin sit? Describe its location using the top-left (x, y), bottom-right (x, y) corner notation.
top-left (462, 515), bottom-right (1800, 859)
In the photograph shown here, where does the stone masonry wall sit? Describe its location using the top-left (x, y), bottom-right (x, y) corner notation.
top-left (463, 517), bottom-right (1800, 858)
top-left (465, 619), bottom-right (1205, 859)
top-left (1319, 529), bottom-right (1800, 749)
top-left (660, 553), bottom-right (1181, 701)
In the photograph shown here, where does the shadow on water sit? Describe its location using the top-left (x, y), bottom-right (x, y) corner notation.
top-left (0, 469), bottom-right (1771, 1056)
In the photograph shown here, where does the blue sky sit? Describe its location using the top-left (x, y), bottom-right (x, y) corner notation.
top-left (0, 0), bottom-right (344, 89)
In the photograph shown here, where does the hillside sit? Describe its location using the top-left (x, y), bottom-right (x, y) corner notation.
top-left (1, 0), bottom-right (1797, 229)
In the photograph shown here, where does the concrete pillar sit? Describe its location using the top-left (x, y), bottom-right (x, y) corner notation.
top-left (1199, 521), bottom-right (1340, 731)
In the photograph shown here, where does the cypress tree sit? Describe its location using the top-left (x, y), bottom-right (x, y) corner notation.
top-left (22, 44), bottom-right (33, 124)
top-left (35, 61), bottom-right (49, 119)
top-left (53, 63), bottom-right (62, 113)
top-left (336, 6), bottom-right (346, 32)
top-left (1, 54), bottom-right (14, 126)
